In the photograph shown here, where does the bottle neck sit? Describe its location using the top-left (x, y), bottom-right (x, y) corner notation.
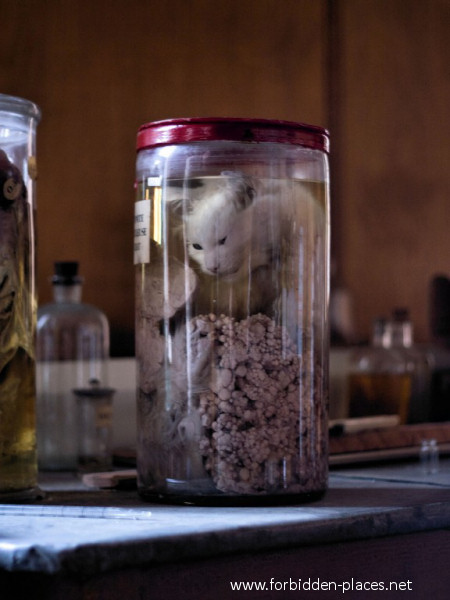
top-left (389, 321), bottom-right (413, 348)
top-left (371, 319), bottom-right (390, 348)
top-left (52, 283), bottom-right (82, 303)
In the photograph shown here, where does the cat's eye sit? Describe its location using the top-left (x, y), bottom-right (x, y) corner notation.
top-left (219, 237), bottom-right (227, 245)
top-left (192, 243), bottom-right (203, 250)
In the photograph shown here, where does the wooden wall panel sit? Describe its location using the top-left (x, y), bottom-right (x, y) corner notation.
top-left (0, 0), bottom-right (327, 354)
top-left (335, 0), bottom-right (450, 342)
top-left (4, 0), bottom-right (448, 350)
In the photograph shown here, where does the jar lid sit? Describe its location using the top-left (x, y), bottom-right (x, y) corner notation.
top-left (73, 378), bottom-right (115, 399)
top-left (73, 387), bottom-right (115, 399)
top-left (137, 117), bottom-right (329, 153)
top-left (73, 384), bottom-right (116, 399)
top-left (0, 93), bottom-right (41, 122)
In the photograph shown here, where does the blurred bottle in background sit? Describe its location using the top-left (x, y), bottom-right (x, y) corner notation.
top-left (428, 275), bottom-right (450, 421)
top-left (348, 317), bottom-right (411, 423)
top-left (74, 380), bottom-right (115, 473)
top-left (36, 262), bottom-right (110, 470)
top-left (387, 308), bottom-right (433, 423)
top-left (330, 260), bottom-right (356, 347)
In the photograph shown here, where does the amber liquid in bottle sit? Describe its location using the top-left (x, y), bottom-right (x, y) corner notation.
top-left (349, 372), bottom-right (411, 424)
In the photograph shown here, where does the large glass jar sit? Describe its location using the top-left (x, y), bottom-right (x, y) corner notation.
top-left (134, 118), bottom-right (330, 504)
top-left (0, 93), bottom-right (40, 499)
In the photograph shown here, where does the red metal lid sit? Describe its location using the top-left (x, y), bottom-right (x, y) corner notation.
top-left (137, 117), bottom-right (329, 153)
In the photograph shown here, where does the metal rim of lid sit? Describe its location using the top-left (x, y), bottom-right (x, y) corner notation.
top-left (137, 117), bottom-right (329, 153)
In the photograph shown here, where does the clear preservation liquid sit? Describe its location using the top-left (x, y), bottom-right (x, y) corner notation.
top-left (135, 174), bottom-right (329, 502)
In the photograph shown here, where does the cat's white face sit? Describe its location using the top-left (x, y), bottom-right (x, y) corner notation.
top-left (167, 173), bottom-right (273, 280)
top-left (186, 185), bottom-right (254, 278)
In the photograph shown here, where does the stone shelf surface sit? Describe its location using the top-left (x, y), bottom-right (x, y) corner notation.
top-left (0, 460), bottom-right (450, 598)
top-left (0, 461), bottom-right (449, 573)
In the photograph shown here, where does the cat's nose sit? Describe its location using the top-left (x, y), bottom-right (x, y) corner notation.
top-left (205, 258), bottom-right (219, 273)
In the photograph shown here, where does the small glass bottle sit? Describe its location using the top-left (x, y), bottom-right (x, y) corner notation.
top-left (74, 379), bottom-right (115, 473)
top-left (420, 439), bottom-right (439, 474)
top-left (387, 308), bottom-right (432, 423)
top-left (36, 262), bottom-right (110, 470)
top-left (348, 318), bottom-right (411, 423)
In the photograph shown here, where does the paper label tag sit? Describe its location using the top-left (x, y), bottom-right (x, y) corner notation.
top-left (96, 402), bottom-right (113, 428)
top-left (134, 199), bottom-right (151, 264)
top-left (147, 176), bottom-right (162, 187)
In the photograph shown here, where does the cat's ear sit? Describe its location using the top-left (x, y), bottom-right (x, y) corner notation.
top-left (222, 172), bottom-right (255, 211)
top-left (165, 182), bottom-right (198, 217)
top-left (167, 197), bottom-right (193, 219)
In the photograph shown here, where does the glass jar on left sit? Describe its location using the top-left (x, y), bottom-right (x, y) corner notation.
top-left (0, 93), bottom-right (41, 500)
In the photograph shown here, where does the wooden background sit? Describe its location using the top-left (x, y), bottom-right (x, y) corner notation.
top-left (1, 0), bottom-right (449, 354)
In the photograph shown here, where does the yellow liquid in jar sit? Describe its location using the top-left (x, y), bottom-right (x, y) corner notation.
top-left (0, 350), bottom-right (37, 494)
